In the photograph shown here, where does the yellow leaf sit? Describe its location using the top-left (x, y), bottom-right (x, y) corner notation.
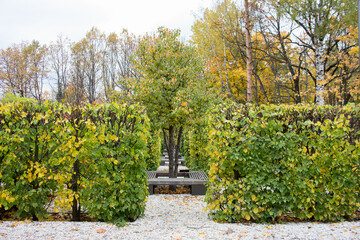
top-left (11, 222), bottom-right (19, 227)
top-left (251, 195), bottom-right (258, 202)
top-left (243, 149), bottom-right (248, 153)
top-left (199, 232), bottom-right (206, 238)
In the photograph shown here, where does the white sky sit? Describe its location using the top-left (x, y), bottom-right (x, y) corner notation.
top-left (0, 0), bottom-right (215, 49)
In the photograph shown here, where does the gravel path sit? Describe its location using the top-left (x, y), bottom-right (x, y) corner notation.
top-left (1, 195), bottom-right (359, 240)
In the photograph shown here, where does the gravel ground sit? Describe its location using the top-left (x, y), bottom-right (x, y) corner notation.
top-left (1, 195), bottom-right (359, 240)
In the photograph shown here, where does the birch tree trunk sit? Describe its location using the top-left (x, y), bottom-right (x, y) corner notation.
top-left (244, 0), bottom-right (253, 103)
top-left (315, 42), bottom-right (325, 106)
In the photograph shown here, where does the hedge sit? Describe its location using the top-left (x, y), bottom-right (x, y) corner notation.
top-left (206, 104), bottom-right (360, 223)
top-left (145, 125), bottom-right (162, 171)
top-left (0, 101), bottom-right (150, 225)
top-left (183, 117), bottom-right (211, 173)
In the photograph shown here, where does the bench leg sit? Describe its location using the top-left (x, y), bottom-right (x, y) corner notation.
top-left (191, 184), bottom-right (207, 195)
top-left (148, 184), bottom-right (154, 194)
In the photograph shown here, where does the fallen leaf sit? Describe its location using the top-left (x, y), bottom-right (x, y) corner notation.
top-left (39, 226), bottom-right (45, 228)
top-left (173, 238), bottom-right (182, 240)
top-left (25, 220), bottom-right (32, 223)
top-left (1, 233), bottom-right (7, 236)
top-left (11, 222), bottom-right (18, 227)
top-left (166, 219), bottom-right (172, 222)
top-left (97, 228), bottom-right (106, 233)
top-left (351, 226), bottom-right (360, 230)
top-left (238, 234), bottom-right (244, 238)
top-left (199, 232), bottom-right (206, 238)
top-left (265, 226), bottom-right (273, 229)
top-left (343, 229), bottom-right (348, 232)
top-left (240, 230), bottom-right (249, 233)
top-left (72, 229), bottom-right (80, 231)
top-left (225, 228), bottom-right (234, 234)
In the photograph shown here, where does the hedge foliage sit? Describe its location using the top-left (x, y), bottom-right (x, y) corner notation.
top-left (145, 126), bottom-right (162, 171)
top-left (0, 101), bottom-right (150, 225)
top-left (183, 118), bottom-right (211, 173)
top-left (206, 104), bottom-right (360, 223)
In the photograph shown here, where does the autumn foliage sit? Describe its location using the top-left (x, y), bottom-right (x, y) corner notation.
top-left (0, 101), bottom-right (150, 225)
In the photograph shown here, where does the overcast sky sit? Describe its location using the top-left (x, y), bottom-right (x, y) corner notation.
top-left (0, 0), bottom-right (215, 49)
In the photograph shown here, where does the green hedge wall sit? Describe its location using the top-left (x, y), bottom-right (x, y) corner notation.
top-left (145, 126), bottom-right (162, 171)
top-left (0, 101), bottom-right (150, 225)
top-left (206, 104), bottom-right (360, 223)
top-left (183, 118), bottom-right (211, 173)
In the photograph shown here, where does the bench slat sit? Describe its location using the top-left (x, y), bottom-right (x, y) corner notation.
top-left (148, 178), bottom-right (205, 185)
top-left (147, 170), bottom-right (208, 195)
top-left (189, 171), bottom-right (208, 180)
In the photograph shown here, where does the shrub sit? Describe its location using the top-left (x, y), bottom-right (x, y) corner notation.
top-left (82, 103), bottom-right (150, 225)
top-left (184, 117), bottom-right (212, 173)
top-left (0, 101), bottom-right (65, 220)
top-left (206, 104), bottom-right (360, 223)
top-left (145, 125), bottom-right (162, 171)
top-left (0, 101), bottom-right (150, 225)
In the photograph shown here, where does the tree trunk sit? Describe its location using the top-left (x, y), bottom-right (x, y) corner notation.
top-left (245, 0), bottom-right (253, 103)
top-left (294, 77), bottom-right (302, 104)
top-left (315, 42), bottom-right (325, 106)
top-left (71, 158), bottom-right (81, 221)
top-left (163, 126), bottom-right (183, 192)
top-left (167, 126), bottom-right (176, 179)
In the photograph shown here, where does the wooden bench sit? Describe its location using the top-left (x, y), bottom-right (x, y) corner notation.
top-left (160, 158), bottom-right (186, 166)
top-left (147, 171), bottom-right (208, 195)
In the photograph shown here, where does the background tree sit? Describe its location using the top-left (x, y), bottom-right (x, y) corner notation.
top-left (25, 40), bottom-right (48, 102)
top-left (0, 43), bottom-right (31, 97)
top-left (68, 41), bottom-right (86, 105)
top-left (134, 27), bottom-right (207, 181)
top-left (82, 28), bottom-right (103, 104)
top-left (0, 41), bottom-right (48, 101)
top-left (49, 35), bottom-right (70, 102)
top-left (101, 30), bottom-right (139, 101)
top-left (191, 0), bottom-right (247, 103)
top-left (191, 0), bottom-right (359, 105)
top-left (277, 0), bottom-right (358, 105)
top-left (244, 0), bottom-right (253, 103)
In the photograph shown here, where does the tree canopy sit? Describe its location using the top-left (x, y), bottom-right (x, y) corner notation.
top-left (133, 27), bottom-right (208, 178)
